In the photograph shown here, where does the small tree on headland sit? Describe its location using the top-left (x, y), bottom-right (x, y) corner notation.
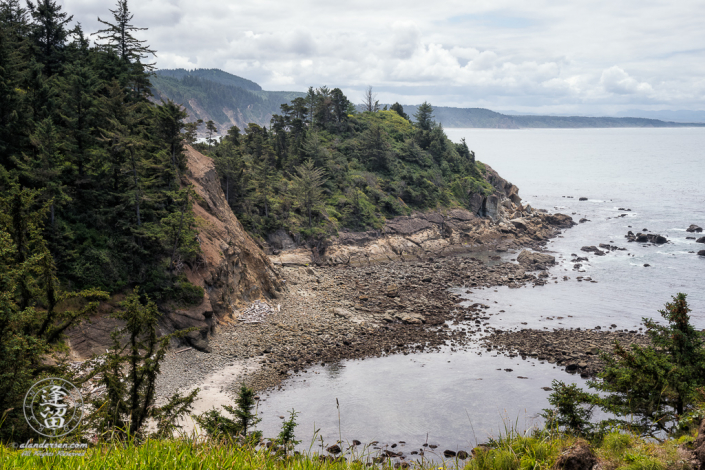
top-left (290, 159), bottom-right (326, 228)
top-left (183, 119), bottom-right (203, 145)
top-left (361, 85), bottom-right (379, 113)
top-left (545, 293), bottom-right (705, 439)
top-left (206, 120), bottom-right (217, 149)
top-left (390, 102), bottom-right (409, 120)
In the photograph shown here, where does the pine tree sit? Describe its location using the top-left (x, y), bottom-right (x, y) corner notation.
top-left (88, 287), bottom-right (198, 439)
top-left (153, 99), bottom-right (188, 181)
top-left (27, 0), bottom-right (73, 76)
top-left (94, 0), bottom-right (154, 66)
top-left (0, 184), bottom-right (107, 441)
top-left (93, 0), bottom-right (155, 101)
top-left (545, 293), bottom-right (705, 439)
top-left (206, 119), bottom-right (217, 149)
top-left (290, 159), bottom-right (326, 228)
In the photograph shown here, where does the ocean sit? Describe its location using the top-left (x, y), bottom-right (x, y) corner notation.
top-left (255, 128), bottom-right (705, 453)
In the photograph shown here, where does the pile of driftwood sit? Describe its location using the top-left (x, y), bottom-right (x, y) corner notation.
top-left (238, 300), bottom-right (277, 323)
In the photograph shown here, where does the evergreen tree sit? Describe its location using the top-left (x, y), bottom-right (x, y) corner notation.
top-left (546, 293), bottom-right (705, 439)
top-left (87, 287), bottom-right (198, 439)
top-left (290, 159), bottom-right (326, 228)
top-left (0, 184), bottom-right (107, 441)
top-left (206, 119), bottom-right (217, 149)
top-left (390, 102), bottom-right (409, 120)
top-left (93, 0), bottom-right (155, 101)
top-left (414, 101), bottom-right (434, 130)
top-left (94, 0), bottom-right (154, 65)
top-left (27, 0), bottom-right (72, 76)
top-left (153, 99), bottom-right (188, 181)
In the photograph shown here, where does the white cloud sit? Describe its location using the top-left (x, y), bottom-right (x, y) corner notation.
top-left (600, 66), bottom-right (654, 95)
top-left (60, 0), bottom-right (705, 113)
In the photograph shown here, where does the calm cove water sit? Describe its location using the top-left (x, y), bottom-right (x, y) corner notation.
top-left (256, 128), bottom-right (705, 453)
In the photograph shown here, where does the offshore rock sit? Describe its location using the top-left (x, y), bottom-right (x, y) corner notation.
top-left (517, 250), bottom-right (556, 270)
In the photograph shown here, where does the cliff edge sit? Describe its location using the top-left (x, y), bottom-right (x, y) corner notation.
top-left (68, 146), bottom-right (281, 357)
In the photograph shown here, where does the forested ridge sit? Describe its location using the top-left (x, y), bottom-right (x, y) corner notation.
top-left (150, 68), bottom-right (305, 130)
top-left (0, 0), bottom-right (203, 300)
top-left (197, 91), bottom-right (493, 246)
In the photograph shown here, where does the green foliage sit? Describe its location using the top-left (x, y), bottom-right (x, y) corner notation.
top-left (276, 409), bottom-right (300, 455)
top-left (193, 383), bottom-right (262, 442)
top-left (203, 87), bottom-right (488, 244)
top-left (468, 430), bottom-right (564, 470)
top-left (544, 294), bottom-right (705, 439)
top-left (87, 287), bottom-right (198, 440)
top-left (542, 380), bottom-right (597, 437)
top-left (290, 159), bottom-right (327, 228)
top-left (0, 184), bottom-right (108, 441)
top-left (0, 0), bottom-right (204, 300)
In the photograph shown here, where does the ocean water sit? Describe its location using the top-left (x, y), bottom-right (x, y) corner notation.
top-left (255, 128), bottom-right (705, 453)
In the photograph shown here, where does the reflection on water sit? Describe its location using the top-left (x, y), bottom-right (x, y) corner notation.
top-left (257, 346), bottom-right (587, 452)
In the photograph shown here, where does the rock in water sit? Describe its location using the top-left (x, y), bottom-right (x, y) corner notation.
top-left (326, 444), bottom-right (341, 454)
top-left (696, 237), bottom-right (705, 244)
top-left (517, 250), bottom-right (556, 270)
top-left (686, 224), bottom-right (703, 233)
top-left (698, 250), bottom-right (705, 257)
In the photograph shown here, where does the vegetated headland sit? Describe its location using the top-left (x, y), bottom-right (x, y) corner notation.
top-left (2, 1), bottom-right (704, 468)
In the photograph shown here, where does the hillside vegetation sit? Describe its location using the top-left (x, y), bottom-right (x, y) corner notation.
top-left (196, 95), bottom-right (492, 244)
top-left (151, 68), bottom-right (305, 130)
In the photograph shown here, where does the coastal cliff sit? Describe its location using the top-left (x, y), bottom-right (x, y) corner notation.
top-left (68, 146), bottom-right (282, 357)
top-left (269, 164), bottom-right (574, 267)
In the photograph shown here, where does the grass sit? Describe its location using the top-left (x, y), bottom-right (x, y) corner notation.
top-left (0, 437), bottom-right (462, 470)
top-left (0, 424), bottom-right (700, 469)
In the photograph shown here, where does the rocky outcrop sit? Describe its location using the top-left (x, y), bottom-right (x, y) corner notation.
top-left (686, 224), bottom-right (703, 233)
top-left (554, 442), bottom-right (597, 470)
top-left (270, 165), bottom-right (574, 267)
top-left (68, 146), bottom-right (281, 358)
top-left (625, 231), bottom-right (668, 244)
top-left (517, 250), bottom-right (556, 270)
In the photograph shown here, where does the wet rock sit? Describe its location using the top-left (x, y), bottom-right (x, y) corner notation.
top-left (327, 444), bottom-right (341, 454)
top-left (696, 237), bottom-right (705, 244)
top-left (457, 450), bottom-right (469, 460)
top-left (579, 197), bottom-right (588, 201)
top-left (579, 218), bottom-right (590, 223)
top-left (686, 224), bottom-right (703, 233)
top-left (443, 450), bottom-right (457, 458)
top-left (554, 442), bottom-right (597, 470)
top-left (698, 250), bottom-right (705, 257)
top-left (517, 250), bottom-right (556, 270)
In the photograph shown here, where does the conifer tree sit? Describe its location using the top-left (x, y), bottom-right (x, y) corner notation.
top-left (290, 159), bottom-right (326, 228)
top-left (27, 0), bottom-right (72, 76)
top-left (206, 119), bottom-right (217, 149)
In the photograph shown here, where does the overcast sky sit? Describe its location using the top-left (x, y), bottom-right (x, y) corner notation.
top-left (64, 0), bottom-right (705, 115)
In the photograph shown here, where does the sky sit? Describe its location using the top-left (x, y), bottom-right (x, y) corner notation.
top-left (64, 0), bottom-right (705, 115)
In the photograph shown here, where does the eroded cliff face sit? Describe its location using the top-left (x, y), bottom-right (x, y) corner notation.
top-left (68, 146), bottom-right (281, 357)
top-left (170, 146), bottom-right (282, 351)
top-left (269, 164), bottom-right (574, 267)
